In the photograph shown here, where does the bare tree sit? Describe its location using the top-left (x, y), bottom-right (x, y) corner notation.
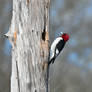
top-left (6, 0), bottom-right (50, 92)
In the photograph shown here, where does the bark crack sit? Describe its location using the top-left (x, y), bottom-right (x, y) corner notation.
top-left (16, 61), bottom-right (20, 92)
top-left (26, 0), bottom-right (30, 6)
top-left (41, 3), bottom-right (47, 41)
top-left (42, 29), bottom-right (46, 41)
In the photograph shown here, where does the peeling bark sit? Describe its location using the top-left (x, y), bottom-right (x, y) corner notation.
top-left (7, 0), bottom-right (50, 92)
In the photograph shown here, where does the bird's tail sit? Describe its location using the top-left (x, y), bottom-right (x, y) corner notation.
top-left (48, 58), bottom-right (55, 65)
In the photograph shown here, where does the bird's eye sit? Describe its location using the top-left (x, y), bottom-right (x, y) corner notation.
top-left (63, 34), bottom-right (66, 36)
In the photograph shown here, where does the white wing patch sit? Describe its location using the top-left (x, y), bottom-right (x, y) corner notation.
top-left (56, 49), bottom-right (59, 56)
top-left (50, 37), bottom-right (63, 60)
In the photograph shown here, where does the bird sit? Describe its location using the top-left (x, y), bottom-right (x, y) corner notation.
top-left (48, 32), bottom-right (69, 65)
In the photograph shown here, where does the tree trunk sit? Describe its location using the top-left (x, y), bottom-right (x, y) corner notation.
top-left (7, 0), bottom-right (50, 92)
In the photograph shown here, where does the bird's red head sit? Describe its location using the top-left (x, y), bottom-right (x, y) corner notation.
top-left (61, 33), bottom-right (69, 42)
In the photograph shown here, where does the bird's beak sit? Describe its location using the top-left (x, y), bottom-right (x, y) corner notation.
top-left (60, 32), bottom-right (63, 35)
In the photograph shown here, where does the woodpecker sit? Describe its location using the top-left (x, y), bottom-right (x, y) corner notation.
top-left (48, 32), bottom-right (69, 65)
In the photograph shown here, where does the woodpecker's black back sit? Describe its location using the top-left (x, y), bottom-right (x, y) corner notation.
top-left (56, 39), bottom-right (65, 54)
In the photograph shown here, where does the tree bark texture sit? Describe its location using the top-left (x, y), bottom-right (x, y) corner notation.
top-left (7, 0), bottom-right (50, 92)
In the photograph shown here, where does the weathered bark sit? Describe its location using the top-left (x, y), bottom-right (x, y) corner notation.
top-left (7, 0), bottom-right (50, 92)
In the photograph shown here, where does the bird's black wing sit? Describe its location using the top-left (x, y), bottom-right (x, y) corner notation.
top-left (53, 39), bottom-right (66, 62)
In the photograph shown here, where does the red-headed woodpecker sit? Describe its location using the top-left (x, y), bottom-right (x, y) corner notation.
top-left (48, 32), bottom-right (69, 65)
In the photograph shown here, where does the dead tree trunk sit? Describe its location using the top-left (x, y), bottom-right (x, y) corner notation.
top-left (7, 0), bottom-right (50, 92)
